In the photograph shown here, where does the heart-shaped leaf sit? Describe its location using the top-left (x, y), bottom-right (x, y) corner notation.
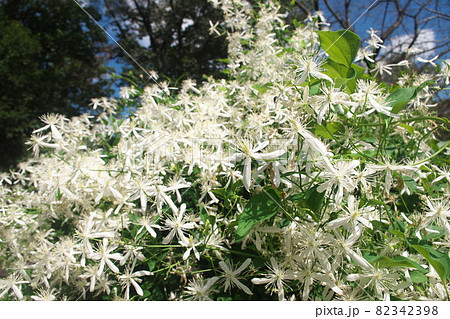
top-left (235, 188), bottom-right (281, 242)
top-left (318, 30), bottom-right (361, 68)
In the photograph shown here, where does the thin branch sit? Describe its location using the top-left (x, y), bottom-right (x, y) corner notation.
top-left (418, 15), bottom-right (440, 25)
top-left (407, 15), bottom-right (420, 51)
top-left (104, 0), bottom-right (128, 41)
top-left (412, 0), bottom-right (450, 20)
top-left (294, 0), bottom-right (312, 16)
top-left (323, 0), bottom-right (349, 29)
top-left (345, 0), bottom-right (351, 28)
top-left (380, 0), bottom-right (413, 41)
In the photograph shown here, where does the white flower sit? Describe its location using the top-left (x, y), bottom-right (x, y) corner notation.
top-left (31, 288), bottom-right (58, 301)
top-left (295, 56), bottom-right (333, 86)
top-left (290, 118), bottom-right (332, 159)
top-left (26, 134), bottom-right (60, 157)
top-left (417, 198), bottom-right (450, 238)
top-left (233, 139), bottom-right (285, 191)
top-left (313, 86), bottom-right (356, 124)
top-left (367, 159), bottom-right (418, 195)
top-left (431, 165), bottom-right (450, 184)
top-left (209, 20), bottom-right (221, 36)
top-left (347, 268), bottom-right (400, 297)
top-left (184, 276), bottom-right (219, 301)
top-left (251, 257), bottom-right (293, 301)
top-left (357, 94), bottom-right (399, 118)
top-left (366, 28), bottom-right (385, 50)
top-left (218, 258), bottom-right (253, 295)
top-left (136, 213), bottom-right (160, 238)
top-left (76, 213), bottom-right (116, 267)
top-left (79, 265), bottom-right (100, 293)
top-left (317, 159), bottom-right (360, 204)
top-left (0, 274), bottom-right (28, 300)
top-left (33, 113), bottom-right (66, 141)
top-left (331, 228), bottom-right (374, 271)
top-left (120, 245), bottom-right (145, 266)
top-left (327, 195), bottom-right (374, 230)
top-left (417, 55), bottom-right (439, 67)
top-left (89, 238), bottom-right (122, 276)
top-left (162, 203), bottom-right (197, 244)
top-left (118, 268), bottom-right (153, 300)
top-left (119, 86), bottom-right (137, 99)
top-left (181, 236), bottom-right (201, 260)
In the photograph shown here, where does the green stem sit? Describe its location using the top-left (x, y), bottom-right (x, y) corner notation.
top-left (413, 141), bottom-right (450, 166)
top-left (355, 115), bottom-right (449, 128)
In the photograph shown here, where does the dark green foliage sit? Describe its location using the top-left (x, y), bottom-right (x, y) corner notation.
top-left (0, 0), bottom-right (112, 170)
top-left (104, 0), bottom-right (229, 85)
top-left (235, 188), bottom-right (282, 241)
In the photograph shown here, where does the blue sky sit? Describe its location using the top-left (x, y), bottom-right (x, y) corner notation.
top-left (318, 0), bottom-right (449, 60)
top-left (77, 0), bottom-right (449, 96)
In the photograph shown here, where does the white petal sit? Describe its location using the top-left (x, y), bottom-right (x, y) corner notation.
top-left (235, 258), bottom-right (252, 274)
top-left (106, 259), bottom-right (119, 273)
top-left (12, 285), bottom-right (24, 300)
top-left (235, 280), bottom-right (253, 295)
top-left (326, 217), bottom-right (349, 229)
top-left (253, 140), bottom-right (269, 153)
top-left (205, 276), bottom-right (219, 290)
top-left (133, 271), bottom-right (153, 277)
top-left (252, 150), bottom-right (285, 161)
top-left (346, 274), bottom-right (361, 281)
top-left (183, 248), bottom-right (191, 260)
top-left (243, 156), bottom-right (252, 191)
top-left (346, 249), bottom-right (373, 271)
top-left (251, 278), bottom-right (270, 285)
top-left (219, 261), bottom-right (231, 273)
top-left (131, 279), bottom-right (144, 296)
top-left (357, 216), bottom-right (373, 229)
top-left (194, 248), bottom-right (200, 260)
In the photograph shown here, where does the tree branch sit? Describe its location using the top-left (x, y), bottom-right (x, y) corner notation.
top-left (294, 0), bottom-right (311, 16)
top-left (323, 0), bottom-right (349, 29)
top-left (412, 0), bottom-right (450, 20)
top-left (345, 0), bottom-right (351, 29)
top-left (380, 0), bottom-right (413, 41)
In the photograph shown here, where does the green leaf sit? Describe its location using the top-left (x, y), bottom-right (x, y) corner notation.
top-left (252, 83), bottom-right (272, 94)
top-left (351, 63), bottom-right (366, 78)
top-left (303, 187), bottom-right (325, 216)
top-left (411, 245), bottom-right (450, 282)
top-left (322, 61), bottom-right (365, 93)
top-left (327, 122), bottom-right (345, 135)
top-left (402, 176), bottom-right (417, 193)
top-left (389, 230), bottom-right (406, 240)
top-left (317, 30), bottom-right (361, 68)
top-left (198, 205), bottom-right (209, 224)
top-left (235, 188), bottom-right (281, 242)
top-left (368, 198), bottom-right (386, 206)
top-left (315, 122), bottom-right (344, 139)
top-left (410, 271), bottom-right (428, 284)
top-left (323, 60), bottom-right (349, 78)
top-left (292, 186), bottom-right (326, 222)
top-left (147, 260), bottom-right (157, 272)
top-left (371, 255), bottom-right (428, 273)
top-left (422, 226), bottom-right (446, 240)
top-left (397, 123), bottom-right (415, 134)
top-left (346, 64), bottom-right (365, 93)
top-left (385, 87), bottom-right (417, 114)
top-left (371, 220), bottom-right (389, 231)
top-left (416, 80), bottom-right (436, 92)
top-left (315, 124), bottom-right (333, 139)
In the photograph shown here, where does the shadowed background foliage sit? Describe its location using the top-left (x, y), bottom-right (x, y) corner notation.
top-left (0, 0), bottom-right (112, 170)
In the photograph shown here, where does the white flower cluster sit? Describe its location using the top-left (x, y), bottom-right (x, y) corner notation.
top-left (0, 0), bottom-right (448, 301)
